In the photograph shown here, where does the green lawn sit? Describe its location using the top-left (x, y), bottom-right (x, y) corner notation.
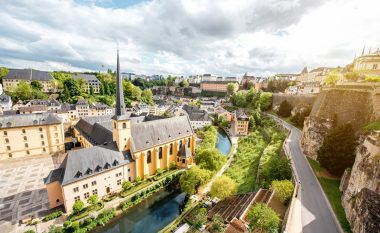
top-left (307, 158), bottom-right (352, 233)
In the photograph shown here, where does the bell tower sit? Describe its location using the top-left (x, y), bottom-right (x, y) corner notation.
top-left (112, 49), bottom-right (131, 151)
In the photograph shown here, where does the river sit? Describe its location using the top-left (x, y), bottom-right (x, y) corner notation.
top-left (98, 130), bottom-right (232, 233)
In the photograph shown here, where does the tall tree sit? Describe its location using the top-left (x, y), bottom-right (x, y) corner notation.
top-left (210, 175), bottom-right (236, 199)
top-left (246, 203), bottom-right (280, 232)
top-left (0, 67), bottom-right (9, 82)
top-left (227, 83), bottom-right (238, 96)
top-left (31, 80), bottom-right (43, 91)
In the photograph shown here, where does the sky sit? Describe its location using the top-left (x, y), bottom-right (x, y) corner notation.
top-left (0, 0), bottom-right (380, 77)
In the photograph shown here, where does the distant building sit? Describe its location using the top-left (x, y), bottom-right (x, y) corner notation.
top-left (353, 49), bottom-right (380, 76)
top-left (183, 105), bottom-right (212, 129)
top-left (231, 109), bottom-right (249, 136)
top-left (72, 73), bottom-right (101, 94)
top-left (76, 99), bottom-right (90, 118)
top-left (215, 106), bottom-right (233, 122)
top-left (0, 93), bottom-right (12, 115)
top-left (200, 80), bottom-right (239, 93)
top-left (3, 68), bottom-right (55, 93)
top-left (0, 113), bottom-right (64, 160)
top-left (297, 66), bottom-right (334, 94)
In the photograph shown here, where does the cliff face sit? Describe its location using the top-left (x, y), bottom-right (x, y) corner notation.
top-left (341, 132), bottom-right (380, 233)
top-left (300, 89), bottom-right (376, 159)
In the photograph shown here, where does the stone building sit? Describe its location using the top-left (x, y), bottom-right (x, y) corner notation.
top-left (2, 68), bottom-right (56, 93)
top-left (0, 113), bottom-right (64, 160)
top-left (353, 49), bottom-right (380, 76)
top-left (45, 51), bottom-right (195, 212)
top-left (72, 73), bottom-right (101, 94)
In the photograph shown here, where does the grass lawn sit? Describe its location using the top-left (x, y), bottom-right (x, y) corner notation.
top-left (307, 158), bottom-right (352, 233)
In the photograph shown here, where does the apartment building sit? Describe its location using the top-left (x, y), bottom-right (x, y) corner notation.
top-left (232, 109), bottom-right (249, 136)
top-left (45, 51), bottom-right (195, 213)
top-left (200, 80), bottom-right (239, 93)
top-left (2, 68), bottom-right (55, 93)
top-left (72, 73), bottom-right (101, 94)
top-left (0, 113), bottom-right (64, 160)
top-left (353, 49), bottom-right (380, 76)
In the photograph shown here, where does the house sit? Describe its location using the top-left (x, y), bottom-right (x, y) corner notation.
top-left (132, 103), bottom-right (151, 115)
top-left (0, 113), bottom-right (64, 160)
top-left (183, 105), bottom-right (212, 130)
top-left (72, 73), bottom-right (101, 94)
top-left (2, 68), bottom-right (56, 93)
top-left (231, 109), bottom-right (249, 136)
top-left (215, 106), bottom-right (233, 122)
top-left (44, 51), bottom-right (195, 213)
top-left (0, 93), bottom-right (12, 115)
top-left (76, 99), bottom-right (90, 118)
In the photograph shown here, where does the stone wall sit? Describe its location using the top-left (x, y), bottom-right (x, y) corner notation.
top-left (272, 94), bottom-right (316, 109)
top-left (341, 132), bottom-right (380, 233)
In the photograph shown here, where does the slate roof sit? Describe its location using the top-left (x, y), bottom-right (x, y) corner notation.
top-left (0, 113), bottom-right (62, 129)
top-left (182, 105), bottom-right (210, 121)
top-left (236, 109), bottom-right (249, 120)
top-left (45, 144), bottom-right (133, 185)
top-left (72, 73), bottom-right (100, 82)
top-left (4, 68), bottom-right (53, 81)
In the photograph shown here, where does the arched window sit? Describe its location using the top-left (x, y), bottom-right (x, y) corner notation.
top-left (123, 122), bottom-right (126, 129)
top-left (25, 143), bottom-right (28, 148)
top-left (169, 143), bottom-right (173, 155)
top-left (147, 151), bottom-right (152, 163)
top-left (159, 147), bottom-right (163, 159)
top-left (188, 138), bottom-right (191, 147)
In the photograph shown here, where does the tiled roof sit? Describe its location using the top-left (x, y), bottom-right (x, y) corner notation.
top-left (0, 113), bottom-right (62, 129)
top-left (4, 68), bottom-right (53, 81)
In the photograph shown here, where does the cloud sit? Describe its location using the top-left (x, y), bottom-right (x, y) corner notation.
top-left (0, 0), bottom-right (379, 76)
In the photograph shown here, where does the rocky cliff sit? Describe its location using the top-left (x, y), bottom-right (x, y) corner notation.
top-left (300, 89), bottom-right (377, 159)
top-left (341, 132), bottom-right (380, 233)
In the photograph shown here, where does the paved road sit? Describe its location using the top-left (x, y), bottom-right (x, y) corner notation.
top-left (270, 115), bottom-right (342, 233)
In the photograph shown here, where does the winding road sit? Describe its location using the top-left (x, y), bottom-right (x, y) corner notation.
top-left (270, 115), bottom-right (343, 233)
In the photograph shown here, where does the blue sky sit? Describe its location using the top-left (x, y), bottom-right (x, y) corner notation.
top-left (0, 0), bottom-right (379, 76)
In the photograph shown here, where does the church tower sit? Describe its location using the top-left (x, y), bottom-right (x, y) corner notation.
top-left (112, 49), bottom-right (131, 151)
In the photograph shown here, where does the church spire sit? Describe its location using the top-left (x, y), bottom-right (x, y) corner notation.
top-left (115, 49), bottom-right (126, 116)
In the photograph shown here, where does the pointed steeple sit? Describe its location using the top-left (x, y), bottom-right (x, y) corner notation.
top-left (361, 45), bottom-right (366, 56)
top-left (115, 49), bottom-right (126, 116)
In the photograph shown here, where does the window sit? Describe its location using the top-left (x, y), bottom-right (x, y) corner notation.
top-left (73, 187), bottom-right (79, 193)
top-left (40, 134), bottom-right (44, 139)
top-left (114, 122), bottom-right (116, 129)
top-left (42, 141), bottom-right (45, 146)
top-left (26, 150), bottom-right (30, 155)
top-left (74, 196), bottom-right (80, 201)
top-left (188, 138), bottom-right (191, 147)
top-left (56, 199), bottom-right (60, 203)
top-left (123, 122), bottom-right (126, 128)
top-left (117, 179), bottom-right (122, 185)
top-left (23, 136), bottom-right (27, 141)
top-left (84, 192), bottom-right (90, 199)
top-left (128, 168), bottom-right (130, 172)
top-left (170, 143), bottom-right (173, 155)
top-left (373, 64), bottom-right (378, 70)
top-left (39, 127), bottom-right (43, 132)
top-left (83, 184), bottom-right (88, 189)
top-left (182, 159), bottom-right (186, 164)
top-left (3, 131), bottom-right (7, 136)
top-left (25, 143), bottom-right (28, 148)
top-left (22, 129), bottom-right (26, 134)
top-left (177, 158), bottom-right (179, 162)
top-left (147, 151), bottom-right (152, 164)
top-left (91, 181), bottom-right (96, 186)
top-left (55, 133), bottom-right (58, 137)
top-left (5, 138), bottom-right (9, 143)
top-left (92, 189), bottom-right (98, 195)
top-left (116, 172), bottom-right (122, 177)
top-left (128, 177), bottom-right (131, 181)
top-left (8, 153), bottom-right (12, 158)
top-left (159, 147), bottom-right (163, 159)
top-left (179, 140), bottom-right (182, 149)
top-left (43, 148), bottom-right (46, 152)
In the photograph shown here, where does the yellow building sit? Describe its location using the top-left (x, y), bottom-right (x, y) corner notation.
top-left (353, 50), bottom-right (380, 76)
top-left (231, 109), bottom-right (249, 136)
top-left (0, 113), bottom-right (64, 160)
top-left (45, 51), bottom-right (195, 212)
top-left (200, 81), bottom-right (239, 93)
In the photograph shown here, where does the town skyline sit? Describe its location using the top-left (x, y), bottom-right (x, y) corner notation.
top-left (1, 0), bottom-right (380, 76)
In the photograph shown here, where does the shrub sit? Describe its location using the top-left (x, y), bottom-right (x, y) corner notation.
top-left (156, 168), bottom-right (164, 176)
top-left (169, 161), bottom-right (177, 170)
top-left (270, 180), bottom-right (294, 205)
top-left (63, 220), bottom-right (71, 228)
top-left (179, 165), bottom-right (211, 195)
top-left (87, 194), bottom-right (98, 206)
top-left (71, 221), bottom-right (80, 231)
top-left (135, 176), bottom-right (142, 184)
top-left (122, 181), bottom-right (132, 191)
top-left (24, 230), bottom-right (35, 233)
top-left (72, 200), bottom-right (84, 213)
top-left (246, 203), bottom-right (280, 232)
top-left (43, 210), bottom-right (63, 222)
top-left (210, 175), bottom-right (236, 200)
top-left (210, 215), bottom-right (224, 233)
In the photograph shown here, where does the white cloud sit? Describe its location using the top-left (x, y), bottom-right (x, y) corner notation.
top-left (0, 0), bottom-right (379, 76)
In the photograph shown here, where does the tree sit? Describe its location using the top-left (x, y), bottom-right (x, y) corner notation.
top-left (270, 180), bottom-right (294, 205)
top-left (317, 123), bottom-right (357, 176)
top-left (230, 92), bottom-right (247, 107)
top-left (261, 156), bottom-right (292, 188)
top-left (227, 83), bottom-right (238, 96)
top-left (131, 86), bottom-right (142, 101)
top-left (345, 71), bottom-right (363, 81)
top-left (278, 100), bottom-right (292, 117)
top-left (291, 106), bottom-right (311, 128)
top-left (71, 221), bottom-right (80, 231)
top-left (0, 67), bottom-right (9, 82)
top-left (210, 175), bottom-right (236, 199)
top-left (179, 80), bottom-right (189, 87)
top-left (122, 181), bottom-right (132, 191)
top-left (87, 194), bottom-right (98, 206)
top-left (324, 71), bottom-right (340, 86)
top-left (259, 92), bottom-right (272, 111)
top-left (31, 80), bottom-right (43, 91)
top-left (89, 85), bottom-right (94, 95)
top-left (195, 148), bottom-right (226, 172)
top-left (210, 214), bottom-right (224, 233)
top-left (193, 207), bottom-right (207, 229)
top-left (179, 165), bottom-right (211, 195)
top-left (72, 200), bottom-right (84, 213)
top-left (246, 203), bottom-right (280, 232)
top-left (141, 89), bottom-right (153, 105)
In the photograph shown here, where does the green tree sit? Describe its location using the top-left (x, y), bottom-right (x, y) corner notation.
top-left (30, 80), bottom-right (43, 91)
top-left (192, 207), bottom-right (207, 230)
top-left (317, 123), bottom-right (357, 176)
top-left (72, 200), bottom-right (84, 213)
top-left (259, 92), bottom-right (272, 111)
top-left (278, 100), bottom-right (292, 117)
top-left (179, 165), bottom-right (211, 195)
top-left (270, 180), bottom-right (294, 205)
top-left (195, 148), bottom-right (226, 172)
top-left (210, 214), bottom-right (224, 233)
top-left (71, 221), bottom-right (80, 231)
top-left (365, 75), bottom-right (380, 82)
top-left (179, 80), bottom-right (189, 87)
top-left (0, 67), bottom-right (9, 82)
top-left (324, 71), bottom-right (340, 86)
top-left (87, 194), bottom-right (98, 206)
top-left (345, 71), bottom-right (363, 81)
top-left (141, 89), bottom-right (154, 105)
top-left (291, 106), bottom-right (311, 128)
top-left (122, 181), bottom-right (132, 191)
top-left (261, 156), bottom-right (292, 188)
top-left (89, 85), bottom-right (94, 95)
top-left (131, 86), bottom-right (142, 101)
top-left (210, 175), bottom-right (236, 199)
top-left (227, 83), bottom-right (238, 96)
top-left (246, 203), bottom-right (280, 232)
top-left (230, 92), bottom-right (247, 107)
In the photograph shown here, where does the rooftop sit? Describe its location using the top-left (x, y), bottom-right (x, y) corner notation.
top-left (4, 68), bottom-right (53, 81)
top-left (0, 113), bottom-right (62, 129)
